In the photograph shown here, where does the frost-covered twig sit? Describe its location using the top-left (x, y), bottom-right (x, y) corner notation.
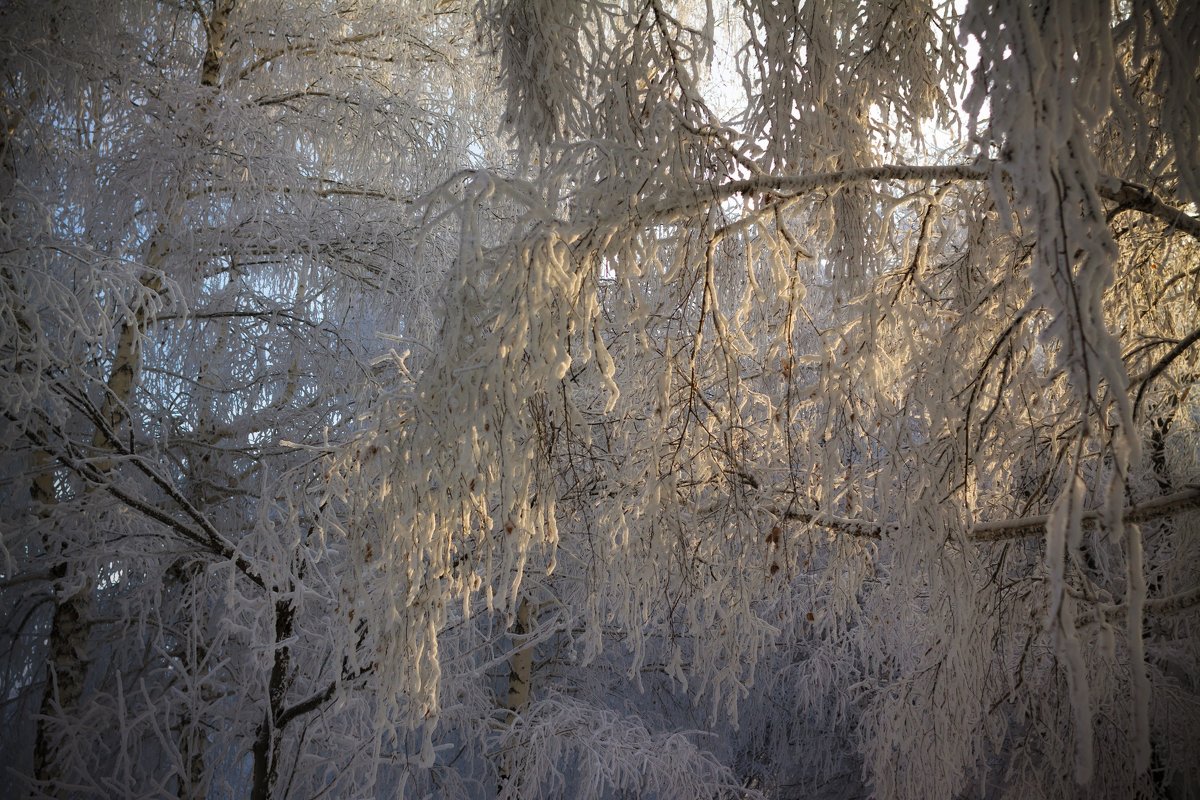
top-left (1132, 324), bottom-right (1200, 417)
top-left (770, 504), bottom-right (888, 540)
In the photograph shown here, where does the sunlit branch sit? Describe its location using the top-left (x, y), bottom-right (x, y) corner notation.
top-left (1101, 176), bottom-right (1200, 241)
top-left (771, 504), bottom-right (886, 540)
top-left (649, 164), bottom-right (1200, 243)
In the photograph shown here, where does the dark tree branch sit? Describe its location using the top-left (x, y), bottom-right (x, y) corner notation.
top-left (1099, 177), bottom-right (1200, 242)
top-left (968, 487), bottom-right (1200, 543)
top-left (15, 418), bottom-right (268, 592)
top-left (276, 664), bottom-right (372, 730)
top-left (1133, 325), bottom-right (1200, 417)
top-left (765, 487), bottom-right (1200, 546)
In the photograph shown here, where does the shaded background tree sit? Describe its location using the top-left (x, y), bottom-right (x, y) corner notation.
top-left (3, 1), bottom-right (1198, 799)
top-left (1, 0), bottom-right (486, 796)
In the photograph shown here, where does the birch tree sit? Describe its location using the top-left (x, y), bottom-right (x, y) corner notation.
top-left (342, 0), bottom-right (1200, 797)
top-left (2, 1), bottom-right (1198, 799)
top-left (1, 1), bottom-right (480, 796)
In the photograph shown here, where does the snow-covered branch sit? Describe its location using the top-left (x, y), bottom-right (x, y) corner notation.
top-left (968, 487), bottom-right (1200, 543)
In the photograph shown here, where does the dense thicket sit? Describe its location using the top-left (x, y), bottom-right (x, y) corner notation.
top-left (1, 1), bottom-right (1197, 799)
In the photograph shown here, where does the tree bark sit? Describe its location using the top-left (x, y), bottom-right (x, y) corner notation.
top-left (29, 451), bottom-right (89, 795)
top-left (498, 598), bottom-right (534, 793)
top-left (31, 0), bottom-right (238, 791)
top-left (251, 593), bottom-right (296, 800)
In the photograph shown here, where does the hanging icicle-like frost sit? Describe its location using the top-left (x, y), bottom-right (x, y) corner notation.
top-left (962, 0), bottom-right (1149, 784)
top-left (963, 0), bottom-right (1126, 415)
top-left (349, 171), bottom-right (607, 747)
top-left (476, 0), bottom-right (595, 158)
top-left (299, 1), bottom-right (1200, 796)
top-left (1136, 0), bottom-right (1200, 205)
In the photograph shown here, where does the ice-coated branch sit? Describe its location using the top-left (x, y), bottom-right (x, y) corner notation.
top-left (1080, 584), bottom-right (1200, 627)
top-left (766, 487), bottom-right (1200, 546)
top-left (968, 487), bottom-right (1200, 543)
top-left (770, 504), bottom-right (887, 540)
top-left (1100, 176), bottom-right (1200, 241)
top-left (717, 162), bottom-right (991, 200)
top-left (625, 162), bottom-right (1200, 244)
top-left (1143, 586), bottom-right (1200, 617)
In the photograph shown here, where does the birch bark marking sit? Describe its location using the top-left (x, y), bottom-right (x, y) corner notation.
top-left (28, 449), bottom-right (86, 795)
top-left (499, 597), bottom-right (535, 792)
top-left (31, 0), bottom-right (236, 793)
top-left (506, 598), bottom-right (535, 716)
top-left (173, 5), bottom-right (239, 794)
top-left (201, 0), bottom-right (236, 90)
top-left (30, 125), bottom-right (177, 796)
top-left (0, 70), bottom-right (80, 796)
top-left (30, 221), bottom-right (163, 797)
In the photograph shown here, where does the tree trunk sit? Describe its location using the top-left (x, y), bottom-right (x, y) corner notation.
top-left (250, 594), bottom-right (296, 800)
top-left (498, 598), bottom-right (534, 793)
top-left (31, 0), bottom-right (238, 784)
top-left (28, 451), bottom-right (89, 794)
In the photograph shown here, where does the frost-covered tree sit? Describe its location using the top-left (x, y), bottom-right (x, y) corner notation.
top-left (3, 1), bottom-right (1199, 799)
top-left (342, 1), bottom-right (1200, 798)
top-left (1, 1), bottom-right (482, 797)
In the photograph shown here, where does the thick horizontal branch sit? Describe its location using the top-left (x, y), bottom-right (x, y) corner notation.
top-left (773, 505), bottom-right (886, 540)
top-left (719, 162), bottom-right (990, 201)
top-left (187, 181), bottom-right (413, 204)
top-left (633, 162), bottom-right (1200, 243)
top-left (1143, 586), bottom-right (1200, 617)
top-left (632, 163), bottom-right (990, 225)
top-left (1080, 584), bottom-right (1200, 628)
top-left (766, 487), bottom-right (1200, 545)
top-left (968, 487), bottom-right (1200, 543)
top-left (1099, 176), bottom-right (1200, 241)
top-left (771, 489), bottom-right (1200, 621)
